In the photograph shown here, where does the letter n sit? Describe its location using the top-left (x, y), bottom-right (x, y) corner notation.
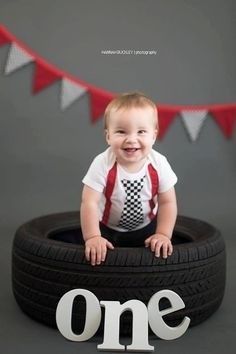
top-left (97, 300), bottom-right (154, 352)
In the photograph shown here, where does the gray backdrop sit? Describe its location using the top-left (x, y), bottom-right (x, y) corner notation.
top-left (0, 1), bottom-right (235, 353)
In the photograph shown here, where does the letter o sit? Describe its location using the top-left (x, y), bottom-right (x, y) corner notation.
top-left (56, 289), bottom-right (101, 341)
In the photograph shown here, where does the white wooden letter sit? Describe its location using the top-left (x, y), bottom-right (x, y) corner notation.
top-left (56, 289), bottom-right (101, 341)
top-left (147, 289), bottom-right (190, 340)
top-left (98, 300), bottom-right (154, 352)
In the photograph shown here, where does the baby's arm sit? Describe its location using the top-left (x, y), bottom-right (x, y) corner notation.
top-left (80, 185), bottom-right (114, 266)
top-left (145, 187), bottom-right (177, 258)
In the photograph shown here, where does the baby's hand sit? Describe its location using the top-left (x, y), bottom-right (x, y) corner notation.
top-left (144, 233), bottom-right (173, 258)
top-left (85, 236), bottom-right (114, 266)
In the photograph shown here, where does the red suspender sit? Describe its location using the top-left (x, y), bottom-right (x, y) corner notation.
top-left (101, 162), bottom-right (117, 225)
top-left (148, 163), bottom-right (159, 220)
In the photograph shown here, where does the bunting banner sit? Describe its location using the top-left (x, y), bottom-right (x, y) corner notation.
top-left (0, 24), bottom-right (235, 141)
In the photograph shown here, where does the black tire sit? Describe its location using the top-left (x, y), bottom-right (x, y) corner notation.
top-left (12, 212), bottom-right (226, 335)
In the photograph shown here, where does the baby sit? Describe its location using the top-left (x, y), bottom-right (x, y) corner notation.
top-left (81, 92), bottom-right (177, 266)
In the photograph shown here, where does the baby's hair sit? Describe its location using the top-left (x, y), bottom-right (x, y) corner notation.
top-left (104, 91), bottom-right (158, 131)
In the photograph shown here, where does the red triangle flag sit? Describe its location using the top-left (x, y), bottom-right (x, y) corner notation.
top-left (210, 106), bottom-right (236, 138)
top-left (158, 106), bottom-right (179, 139)
top-left (32, 60), bottom-right (62, 94)
top-left (0, 26), bottom-right (12, 46)
top-left (89, 87), bottom-right (114, 122)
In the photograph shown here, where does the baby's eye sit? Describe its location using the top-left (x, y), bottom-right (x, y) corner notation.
top-left (116, 130), bottom-right (125, 134)
top-left (138, 130), bottom-right (147, 134)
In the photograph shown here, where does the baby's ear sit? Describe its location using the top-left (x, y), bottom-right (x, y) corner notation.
top-left (153, 129), bottom-right (158, 143)
top-left (105, 129), bottom-right (110, 145)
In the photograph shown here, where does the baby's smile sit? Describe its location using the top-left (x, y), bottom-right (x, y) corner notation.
top-left (123, 147), bottom-right (140, 154)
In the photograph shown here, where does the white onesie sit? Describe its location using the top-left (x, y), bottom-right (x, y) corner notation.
top-left (82, 147), bottom-right (177, 232)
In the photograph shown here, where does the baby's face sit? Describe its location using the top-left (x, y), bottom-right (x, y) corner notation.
top-left (106, 106), bottom-right (157, 170)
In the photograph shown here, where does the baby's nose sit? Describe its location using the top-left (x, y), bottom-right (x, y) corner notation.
top-left (125, 133), bottom-right (137, 142)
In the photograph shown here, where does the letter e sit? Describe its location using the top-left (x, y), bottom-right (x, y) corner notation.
top-left (148, 289), bottom-right (190, 340)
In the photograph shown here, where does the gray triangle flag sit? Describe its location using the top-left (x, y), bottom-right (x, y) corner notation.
top-left (181, 110), bottom-right (208, 141)
top-left (61, 78), bottom-right (87, 110)
top-left (5, 43), bottom-right (33, 74)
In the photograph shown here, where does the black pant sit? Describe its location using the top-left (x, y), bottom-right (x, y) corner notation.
top-left (53, 218), bottom-right (157, 246)
top-left (99, 218), bottom-right (157, 247)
